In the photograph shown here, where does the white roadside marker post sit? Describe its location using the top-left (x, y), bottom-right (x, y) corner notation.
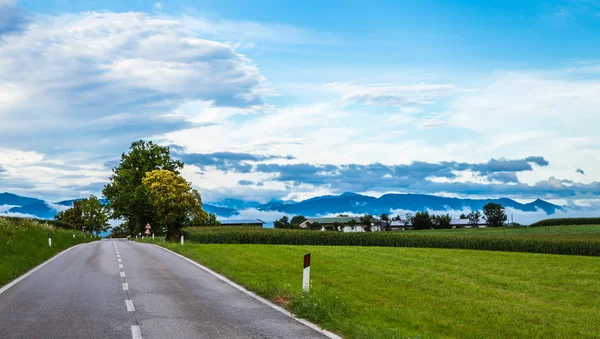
top-left (48, 233), bottom-right (52, 247)
top-left (180, 231), bottom-right (184, 245)
top-left (152, 233), bottom-right (155, 240)
top-left (303, 253), bottom-right (311, 292)
top-left (72, 231), bottom-right (75, 239)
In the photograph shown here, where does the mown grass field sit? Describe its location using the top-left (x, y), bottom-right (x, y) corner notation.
top-left (143, 239), bottom-right (600, 338)
top-left (0, 217), bottom-right (96, 287)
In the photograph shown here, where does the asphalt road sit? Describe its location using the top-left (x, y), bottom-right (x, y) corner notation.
top-left (0, 240), bottom-right (330, 339)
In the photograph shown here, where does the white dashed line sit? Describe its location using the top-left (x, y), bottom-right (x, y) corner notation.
top-left (125, 300), bottom-right (135, 312)
top-left (123, 283), bottom-right (129, 291)
top-left (120, 272), bottom-right (126, 278)
top-left (131, 325), bottom-right (142, 339)
top-left (117, 255), bottom-right (121, 258)
top-left (118, 259), bottom-right (122, 262)
top-left (119, 264), bottom-right (124, 269)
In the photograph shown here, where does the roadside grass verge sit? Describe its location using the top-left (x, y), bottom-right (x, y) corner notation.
top-left (181, 225), bottom-right (600, 256)
top-left (141, 240), bottom-right (600, 338)
top-left (0, 217), bottom-right (96, 287)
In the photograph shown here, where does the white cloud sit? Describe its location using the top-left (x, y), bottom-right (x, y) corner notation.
top-left (324, 82), bottom-right (473, 107)
top-left (0, 11), bottom-right (266, 153)
top-left (180, 15), bottom-right (342, 46)
top-left (154, 2), bottom-right (162, 11)
top-left (0, 205), bottom-right (18, 213)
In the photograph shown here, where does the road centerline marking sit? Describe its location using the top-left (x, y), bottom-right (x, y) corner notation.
top-left (125, 300), bottom-right (135, 312)
top-left (131, 325), bottom-right (142, 339)
top-left (118, 258), bottom-right (122, 262)
top-left (119, 264), bottom-right (123, 269)
top-left (120, 271), bottom-right (126, 278)
top-left (123, 283), bottom-right (129, 291)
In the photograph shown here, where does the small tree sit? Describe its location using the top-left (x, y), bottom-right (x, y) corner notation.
top-left (204, 213), bottom-right (221, 226)
top-left (380, 213), bottom-right (391, 231)
top-left (360, 214), bottom-right (375, 232)
top-left (432, 214), bottom-right (452, 229)
top-left (307, 221), bottom-right (322, 231)
top-left (482, 203), bottom-right (507, 227)
top-left (56, 196), bottom-right (109, 234)
top-left (467, 210), bottom-right (481, 226)
top-left (55, 200), bottom-right (85, 229)
top-left (459, 213), bottom-right (467, 219)
top-left (290, 215), bottom-right (306, 228)
top-left (403, 212), bottom-right (414, 226)
top-left (348, 219), bottom-right (358, 230)
top-left (412, 211), bottom-right (433, 230)
top-left (81, 195), bottom-right (110, 235)
top-left (274, 216), bottom-right (291, 229)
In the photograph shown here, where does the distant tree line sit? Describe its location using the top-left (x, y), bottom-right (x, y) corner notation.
top-left (272, 202), bottom-right (510, 232)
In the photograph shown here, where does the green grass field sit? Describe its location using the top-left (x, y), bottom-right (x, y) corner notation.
top-left (412, 224), bottom-right (600, 241)
top-left (145, 240), bottom-right (600, 338)
top-left (0, 217), bottom-right (96, 287)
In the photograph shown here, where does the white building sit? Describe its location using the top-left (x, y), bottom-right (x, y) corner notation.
top-left (299, 217), bottom-right (383, 232)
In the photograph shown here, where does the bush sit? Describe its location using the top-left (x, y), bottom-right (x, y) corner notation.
top-left (181, 227), bottom-right (600, 256)
top-left (531, 218), bottom-right (600, 227)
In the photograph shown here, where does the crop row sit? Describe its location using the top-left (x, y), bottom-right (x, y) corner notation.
top-left (182, 227), bottom-right (600, 256)
top-left (530, 218), bottom-right (600, 227)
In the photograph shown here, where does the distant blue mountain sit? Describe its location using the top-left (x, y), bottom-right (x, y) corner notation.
top-left (1, 192), bottom-right (562, 221)
top-left (255, 193), bottom-right (562, 216)
top-left (0, 192), bottom-right (44, 207)
top-left (203, 204), bottom-right (238, 218)
top-left (7, 202), bottom-right (60, 219)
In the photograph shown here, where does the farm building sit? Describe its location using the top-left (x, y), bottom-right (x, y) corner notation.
top-left (219, 219), bottom-right (265, 227)
top-left (299, 217), bottom-right (383, 232)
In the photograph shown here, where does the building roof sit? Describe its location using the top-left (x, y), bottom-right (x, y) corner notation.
top-left (220, 219), bottom-right (265, 225)
top-left (304, 217), bottom-right (360, 224)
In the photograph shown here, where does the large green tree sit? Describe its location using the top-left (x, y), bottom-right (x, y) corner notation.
top-left (482, 203), bottom-right (507, 227)
top-left (102, 140), bottom-right (183, 236)
top-left (142, 169), bottom-right (206, 239)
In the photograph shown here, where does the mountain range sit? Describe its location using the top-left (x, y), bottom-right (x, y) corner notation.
top-left (0, 191), bottom-right (563, 221)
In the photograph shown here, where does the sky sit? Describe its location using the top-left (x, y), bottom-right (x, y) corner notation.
top-left (0, 0), bottom-right (599, 208)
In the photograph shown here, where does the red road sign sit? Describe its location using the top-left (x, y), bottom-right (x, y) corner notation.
top-left (144, 229), bottom-right (151, 235)
top-left (145, 223), bottom-right (152, 230)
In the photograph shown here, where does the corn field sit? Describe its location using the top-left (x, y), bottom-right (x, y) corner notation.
top-left (182, 227), bottom-right (600, 256)
top-left (530, 218), bottom-right (600, 227)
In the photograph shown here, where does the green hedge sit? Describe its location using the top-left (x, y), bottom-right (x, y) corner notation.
top-left (182, 227), bottom-right (600, 256)
top-left (530, 218), bottom-right (600, 227)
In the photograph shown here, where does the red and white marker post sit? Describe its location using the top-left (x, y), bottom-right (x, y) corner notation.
top-left (303, 253), bottom-right (311, 292)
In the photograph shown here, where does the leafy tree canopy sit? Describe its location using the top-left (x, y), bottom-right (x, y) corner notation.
top-left (142, 169), bottom-right (206, 239)
top-left (102, 140), bottom-right (183, 235)
top-left (55, 195), bottom-right (109, 234)
top-left (482, 203), bottom-right (507, 227)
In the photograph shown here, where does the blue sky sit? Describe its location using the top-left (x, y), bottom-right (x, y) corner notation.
top-left (0, 0), bottom-right (599, 209)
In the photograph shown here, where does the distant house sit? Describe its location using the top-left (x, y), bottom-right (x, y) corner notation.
top-left (219, 219), bottom-right (265, 227)
top-left (384, 218), bottom-right (487, 230)
top-left (299, 217), bottom-right (383, 232)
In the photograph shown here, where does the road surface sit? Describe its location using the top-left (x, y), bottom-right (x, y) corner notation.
top-left (0, 240), bottom-right (330, 339)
